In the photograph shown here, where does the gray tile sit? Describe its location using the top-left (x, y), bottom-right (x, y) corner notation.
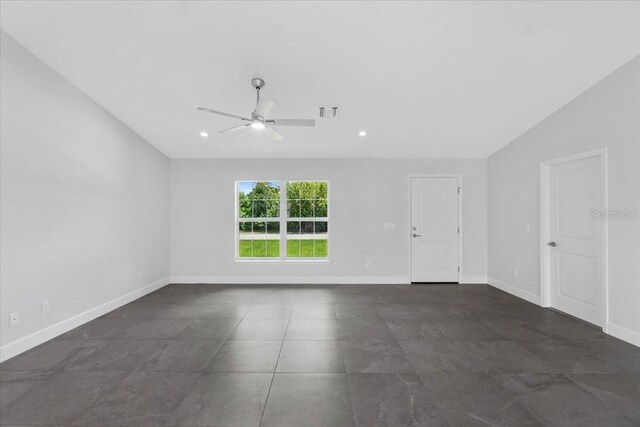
top-left (157, 303), bottom-right (252, 319)
top-left (479, 319), bottom-right (551, 342)
top-left (578, 337), bottom-right (640, 374)
top-left (291, 304), bottom-right (336, 319)
top-left (347, 373), bottom-right (438, 427)
top-left (229, 318), bottom-right (289, 340)
top-left (528, 318), bottom-right (610, 341)
top-left (332, 293), bottom-right (375, 304)
top-left (431, 319), bottom-right (504, 341)
top-left (400, 339), bottom-right (494, 373)
top-left (385, 319), bottom-right (447, 342)
top-left (376, 304), bottom-right (433, 320)
top-left (145, 340), bottom-right (224, 372)
top-left (0, 339), bottom-right (85, 371)
top-left (0, 371), bottom-right (126, 425)
top-left (419, 372), bottom-right (540, 426)
top-left (520, 339), bottom-right (612, 373)
top-left (285, 318), bottom-right (340, 340)
top-left (103, 301), bottom-right (170, 319)
top-left (207, 340), bottom-right (282, 372)
top-left (421, 404), bottom-right (490, 426)
top-left (257, 289), bottom-right (299, 303)
top-left (0, 371), bottom-right (49, 410)
top-left (342, 340), bottom-right (415, 373)
top-left (338, 318), bottom-right (398, 343)
top-left (190, 289), bottom-right (264, 304)
top-left (63, 339), bottom-right (167, 372)
top-left (376, 303), bottom-right (470, 320)
top-left (245, 304), bottom-right (293, 319)
top-left (261, 373), bottom-right (354, 427)
top-left (456, 340), bottom-right (552, 373)
top-left (138, 291), bottom-right (205, 304)
top-left (569, 373), bottom-right (640, 423)
top-left (277, 341), bottom-right (344, 373)
top-left (504, 373), bottom-right (634, 426)
top-left (59, 317), bottom-right (131, 339)
top-left (501, 372), bottom-right (569, 395)
top-left (295, 289), bottom-right (342, 303)
top-left (176, 318), bottom-right (241, 340)
top-left (118, 318), bottom-right (192, 339)
top-left (2, 284), bottom-right (640, 425)
top-left (365, 291), bottom-right (416, 305)
top-left (74, 370), bottom-right (200, 426)
top-left (335, 304), bottom-right (381, 320)
top-left (168, 372), bottom-right (272, 426)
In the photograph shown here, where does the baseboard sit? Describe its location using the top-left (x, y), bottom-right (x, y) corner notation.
top-left (0, 276), bottom-right (170, 363)
top-left (488, 277), bottom-right (541, 305)
top-left (606, 321), bottom-right (640, 348)
top-left (460, 276), bottom-right (488, 284)
top-left (169, 275), bottom-right (410, 285)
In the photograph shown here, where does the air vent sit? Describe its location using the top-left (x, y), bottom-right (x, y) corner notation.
top-left (318, 106), bottom-right (339, 119)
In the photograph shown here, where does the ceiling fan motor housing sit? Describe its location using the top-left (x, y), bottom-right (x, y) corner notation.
top-left (251, 78), bottom-right (265, 89)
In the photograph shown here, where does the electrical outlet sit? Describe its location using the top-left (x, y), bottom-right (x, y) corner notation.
top-left (9, 312), bottom-right (19, 326)
top-left (41, 301), bottom-right (50, 315)
top-left (365, 262), bottom-right (372, 269)
top-left (513, 270), bottom-right (519, 280)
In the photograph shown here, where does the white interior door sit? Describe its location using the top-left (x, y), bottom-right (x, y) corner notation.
top-left (411, 177), bottom-right (459, 282)
top-left (549, 155), bottom-right (603, 326)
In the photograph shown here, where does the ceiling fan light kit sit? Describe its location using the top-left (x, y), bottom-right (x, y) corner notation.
top-left (197, 78), bottom-right (316, 141)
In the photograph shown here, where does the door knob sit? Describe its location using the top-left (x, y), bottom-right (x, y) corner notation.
top-left (547, 241), bottom-right (557, 247)
top-left (413, 233), bottom-right (422, 238)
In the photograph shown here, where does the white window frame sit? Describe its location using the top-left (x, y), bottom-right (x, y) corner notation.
top-left (235, 180), bottom-right (330, 262)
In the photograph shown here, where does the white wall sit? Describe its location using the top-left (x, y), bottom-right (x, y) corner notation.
top-left (0, 32), bottom-right (170, 361)
top-left (170, 158), bottom-right (487, 284)
top-left (488, 55), bottom-right (640, 346)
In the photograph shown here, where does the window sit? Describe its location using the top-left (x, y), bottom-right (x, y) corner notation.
top-left (236, 181), bottom-right (329, 260)
top-left (238, 181), bottom-right (280, 258)
top-left (286, 181), bottom-right (328, 258)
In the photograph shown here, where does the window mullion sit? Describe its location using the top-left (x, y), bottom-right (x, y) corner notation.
top-left (279, 181), bottom-right (286, 260)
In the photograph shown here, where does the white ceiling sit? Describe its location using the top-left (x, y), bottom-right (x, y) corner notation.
top-left (1, 1), bottom-right (638, 159)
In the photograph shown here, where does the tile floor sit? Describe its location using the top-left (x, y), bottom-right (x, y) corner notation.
top-left (1, 284), bottom-right (639, 426)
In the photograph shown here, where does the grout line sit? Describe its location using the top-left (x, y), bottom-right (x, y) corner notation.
top-left (336, 303), bottom-right (349, 374)
top-left (335, 302), bottom-right (357, 426)
top-left (258, 304), bottom-right (294, 426)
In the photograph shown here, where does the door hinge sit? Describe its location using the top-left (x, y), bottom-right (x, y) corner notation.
top-left (458, 187), bottom-right (461, 194)
top-left (458, 266), bottom-right (460, 272)
top-left (457, 226), bottom-right (460, 234)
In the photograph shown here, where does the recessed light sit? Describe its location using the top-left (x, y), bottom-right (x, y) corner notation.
top-left (358, 130), bottom-right (367, 137)
top-left (199, 131), bottom-right (209, 137)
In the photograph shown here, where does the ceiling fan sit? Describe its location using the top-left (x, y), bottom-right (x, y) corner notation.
top-left (197, 78), bottom-right (315, 141)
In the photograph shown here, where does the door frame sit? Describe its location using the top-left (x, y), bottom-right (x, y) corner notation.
top-left (539, 147), bottom-right (608, 330)
top-left (408, 174), bottom-right (462, 284)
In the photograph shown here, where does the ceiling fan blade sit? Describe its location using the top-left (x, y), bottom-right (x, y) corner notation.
top-left (219, 124), bottom-right (250, 134)
top-left (267, 119), bottom-right (315, 127)
top-left (255, 98), bottom-right (275, 119)
top-left (197, 107), bottom-right (249, 121)
top-left (265, 126), bottom-right (285, 141)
